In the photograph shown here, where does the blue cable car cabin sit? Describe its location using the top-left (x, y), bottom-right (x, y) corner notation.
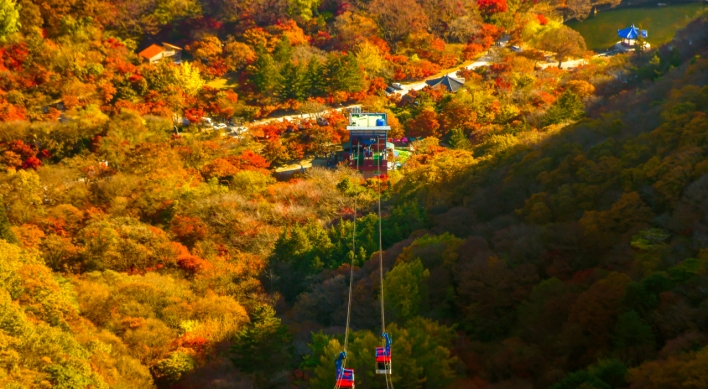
top-left (375, 332), bottom-right (392, 375)
top-left (335, 351), bottom-right (355, 388)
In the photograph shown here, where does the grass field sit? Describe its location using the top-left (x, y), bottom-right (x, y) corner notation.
top-left (207, 73), bottom-right (239, 90)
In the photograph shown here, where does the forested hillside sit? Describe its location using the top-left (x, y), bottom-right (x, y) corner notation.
top-left (0, 0), bottom-right (707, 388)
top-left (280, 15), bottom-right (708, 389)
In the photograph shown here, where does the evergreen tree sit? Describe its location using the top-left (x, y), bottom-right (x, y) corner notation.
top-left (305, 57), bottom-right (326, 97)
top-left (324, 53), bottom-right (364, 94)
top-left (0, 198), bottom-right (17, 244)
top-left (542, 91), bottom-right (585, 126)
top-left (230, 304), bottom-right (292, 388)
top-left (341, 53), bottom-right (364, 93)
top-left (281, 61), bottom-right (307, 101)
top-left (448, 128), bottom-right (472, 150)
top-left (273, 36), bottom-right (292, 64)
top-left (252, 46), bottom-right (284, 100)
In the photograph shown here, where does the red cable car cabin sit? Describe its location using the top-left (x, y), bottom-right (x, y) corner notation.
top-left (375, 333), bottom-right (392, 375)
top-left (336, 368), bottom-right (355, 388)
top-left (375, 348), bottom-right (391, 374)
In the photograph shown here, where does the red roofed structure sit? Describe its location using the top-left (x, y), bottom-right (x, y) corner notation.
top-left (138, 43), bottom-right (183, 64)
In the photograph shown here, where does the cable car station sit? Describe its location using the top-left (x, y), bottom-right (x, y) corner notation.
top-left (345, 109), bottom-right (391, 178)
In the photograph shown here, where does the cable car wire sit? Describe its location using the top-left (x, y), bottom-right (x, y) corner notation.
top-left (336, 144), bottom-right (360, 389)
top-left (344, 143), bottom-right (359, 354)
top-left (377, 137), bottom-right (393, 389)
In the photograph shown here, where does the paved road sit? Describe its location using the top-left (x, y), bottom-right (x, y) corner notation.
top-left (247, 54), bottom-right (495, 127)
top-left (538, 58), bottom-right (588, 69)
top-left (396, 53), bottom-right (494, 96)
top-left (247, 48), bottom-right (588, 127)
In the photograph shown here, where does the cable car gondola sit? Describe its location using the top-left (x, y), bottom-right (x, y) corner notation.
top-left (335, 351), bottom-right (355, 388)
top-left (375, 332), bottom-right (392, 375)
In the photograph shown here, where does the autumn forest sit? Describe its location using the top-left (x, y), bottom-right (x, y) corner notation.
top-left (0, 0), bottom-right (708, 388)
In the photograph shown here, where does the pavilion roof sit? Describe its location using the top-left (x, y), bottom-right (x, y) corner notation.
top-left (618, 25), bottom-right (647, 40)
top-left (425, 75), bottom-right (465, 92)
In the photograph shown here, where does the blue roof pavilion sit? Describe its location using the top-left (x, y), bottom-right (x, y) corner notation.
top-left (617, 25), bottom-right (647, 47)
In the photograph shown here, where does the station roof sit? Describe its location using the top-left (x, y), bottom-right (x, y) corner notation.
top-left (347, 112), bottom-right (390, 131)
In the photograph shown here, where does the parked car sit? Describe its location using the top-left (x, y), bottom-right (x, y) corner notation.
top-left (214, 123), bottom-right (227, 130)
top-left (385, 86), bottom-right (395, 94)
top-left (316, 117), bottom-right (329, 126)
top-left (391, 83), bottom-right (403, 90)
top-left (228, 126), bottom-right (247, 134)
top-left (511, 45), bottom-right (522, 52)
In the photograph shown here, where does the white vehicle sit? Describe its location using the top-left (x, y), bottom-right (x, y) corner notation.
top-left (511, 45), bottom-right (523, 52)
top-left (214, 123), bottom-right (227, 130)
top-left (201, 117), bottom-right (214, 126)
top-left (228, 126), bottom-right (248, 134)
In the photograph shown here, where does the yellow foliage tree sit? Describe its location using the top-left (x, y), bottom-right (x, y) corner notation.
top-left (355, 40), bottom-right (389, 78)
top-left (176, 62), bottom-right (205, 96)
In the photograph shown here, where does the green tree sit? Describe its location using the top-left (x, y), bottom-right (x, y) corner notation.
top-left (634, 24), bottom-right (647, 55)
top-left (281, 61), bottom-right (307, 101)
top-left (306, 319), bottom-right (456, 389)
top-left (448, 128), bottom-right (471, 150)
top-left (308, 337), bottom-right (344, 389)
top-left (0, 0), bottom-right (20, 41)
top-left (288, 0), bottom-right (321, 20)
top-left (543, 91), bottom-right (585, 126)
top-left (152, 351), bottom-right (196, 384)
top-left (252, 48), bottom-right (284, 100)
top-left (305, 57), bottom-right (326, 96)
top-left (384, 258), bottom-right (430, 322)
top-left (273, 36), bottom-right (292, 64)
top-left (324, 53), bottom-right (364, 94)
top-left (612, 310), bottom-right (655, 364)
top-left (549, 358), bottom-right (627, 389)
top-left (0, 197), bottom-right (18, 244)
top-left (230, 304), bottom-right (292, 388)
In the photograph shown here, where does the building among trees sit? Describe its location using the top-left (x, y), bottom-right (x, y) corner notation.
top-left (425, 75), bottom-right (465, 92)
top-left (138, 43), bottom-right (184, 64)
top-left (345, 109), bottom-right (391, 178)
top-left (617, 24), bottom-right (650, 51)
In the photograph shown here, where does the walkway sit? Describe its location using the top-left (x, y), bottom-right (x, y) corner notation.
top-left (247, 44), bottom-right (590, 127)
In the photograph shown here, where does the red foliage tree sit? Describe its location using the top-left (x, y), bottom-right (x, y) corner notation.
top-left (537, 13), bottom-right (548, 25)
top-left (463, 43), bottom-right (485, 60)
top-left (173, 242), bottom-right (212, 275)
top-left (406, 108), bottom-right (441, 138)
top-left (170, 215), bottom-right (208, 246)
top-left (477, 0), bottom-right (508, 15)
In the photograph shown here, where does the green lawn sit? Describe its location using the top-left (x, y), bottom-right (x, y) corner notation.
top-left (207, 73), bottom-right (239, 90)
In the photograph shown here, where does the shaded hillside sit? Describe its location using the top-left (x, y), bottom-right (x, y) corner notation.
top-left (289, 15), bottom-right (708, 389)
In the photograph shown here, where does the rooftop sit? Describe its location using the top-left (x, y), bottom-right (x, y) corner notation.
top-left (348, 112), bottom-right (390, 130)
top-left (161, 42), bottom-right (183, 51)
top-left (425, 75), bottom-right (465, 93)
top-left (139, 44), bottom-right (165, 60)
top-left (618, 25), bottom-right (648, 40)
